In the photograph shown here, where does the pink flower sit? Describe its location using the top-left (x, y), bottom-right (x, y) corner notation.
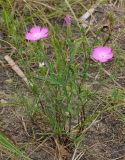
top-left (64, 16), bottom-right (71, 26)
top-left (91, 46), bottom-right (113, 63)
top-left (25, 26), bottom-right (48, 41)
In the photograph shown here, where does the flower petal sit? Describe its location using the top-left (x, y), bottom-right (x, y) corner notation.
top-left (30, 26), bottom-right (41, 34)
top-left (106, 51), bottom-right (113, 59)
top-left (25, 33), bottom-right (35, 41)
top-left (39, 28), bottom-right (48, 38)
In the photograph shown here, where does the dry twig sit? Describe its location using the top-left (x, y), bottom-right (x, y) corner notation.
top-left (4, 55), bottom-right (30, 86)
top-left (79, 0), bottom-right (104, 28)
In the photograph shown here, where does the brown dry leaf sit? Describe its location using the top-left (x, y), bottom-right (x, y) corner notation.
top-left (58, 144), bottom-right (69, 157)
top-left (55, 139), bottom-right (70, 160)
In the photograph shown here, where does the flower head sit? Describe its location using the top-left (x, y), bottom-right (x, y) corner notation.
top-left (64, 16), bottom-right (71, 26)
top-left (91, 46), bottom-right (113, 63)
top-left (25, 26), bottom-right (48, 41)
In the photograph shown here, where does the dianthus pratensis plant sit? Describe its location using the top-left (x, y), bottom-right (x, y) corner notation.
top-left (24, 20), bottom-right (90, 136)
top-left (24, 16), bottom-right (114, 138)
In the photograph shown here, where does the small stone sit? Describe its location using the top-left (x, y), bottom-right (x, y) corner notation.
top-left (0, 99), bottom-right (7, 104)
